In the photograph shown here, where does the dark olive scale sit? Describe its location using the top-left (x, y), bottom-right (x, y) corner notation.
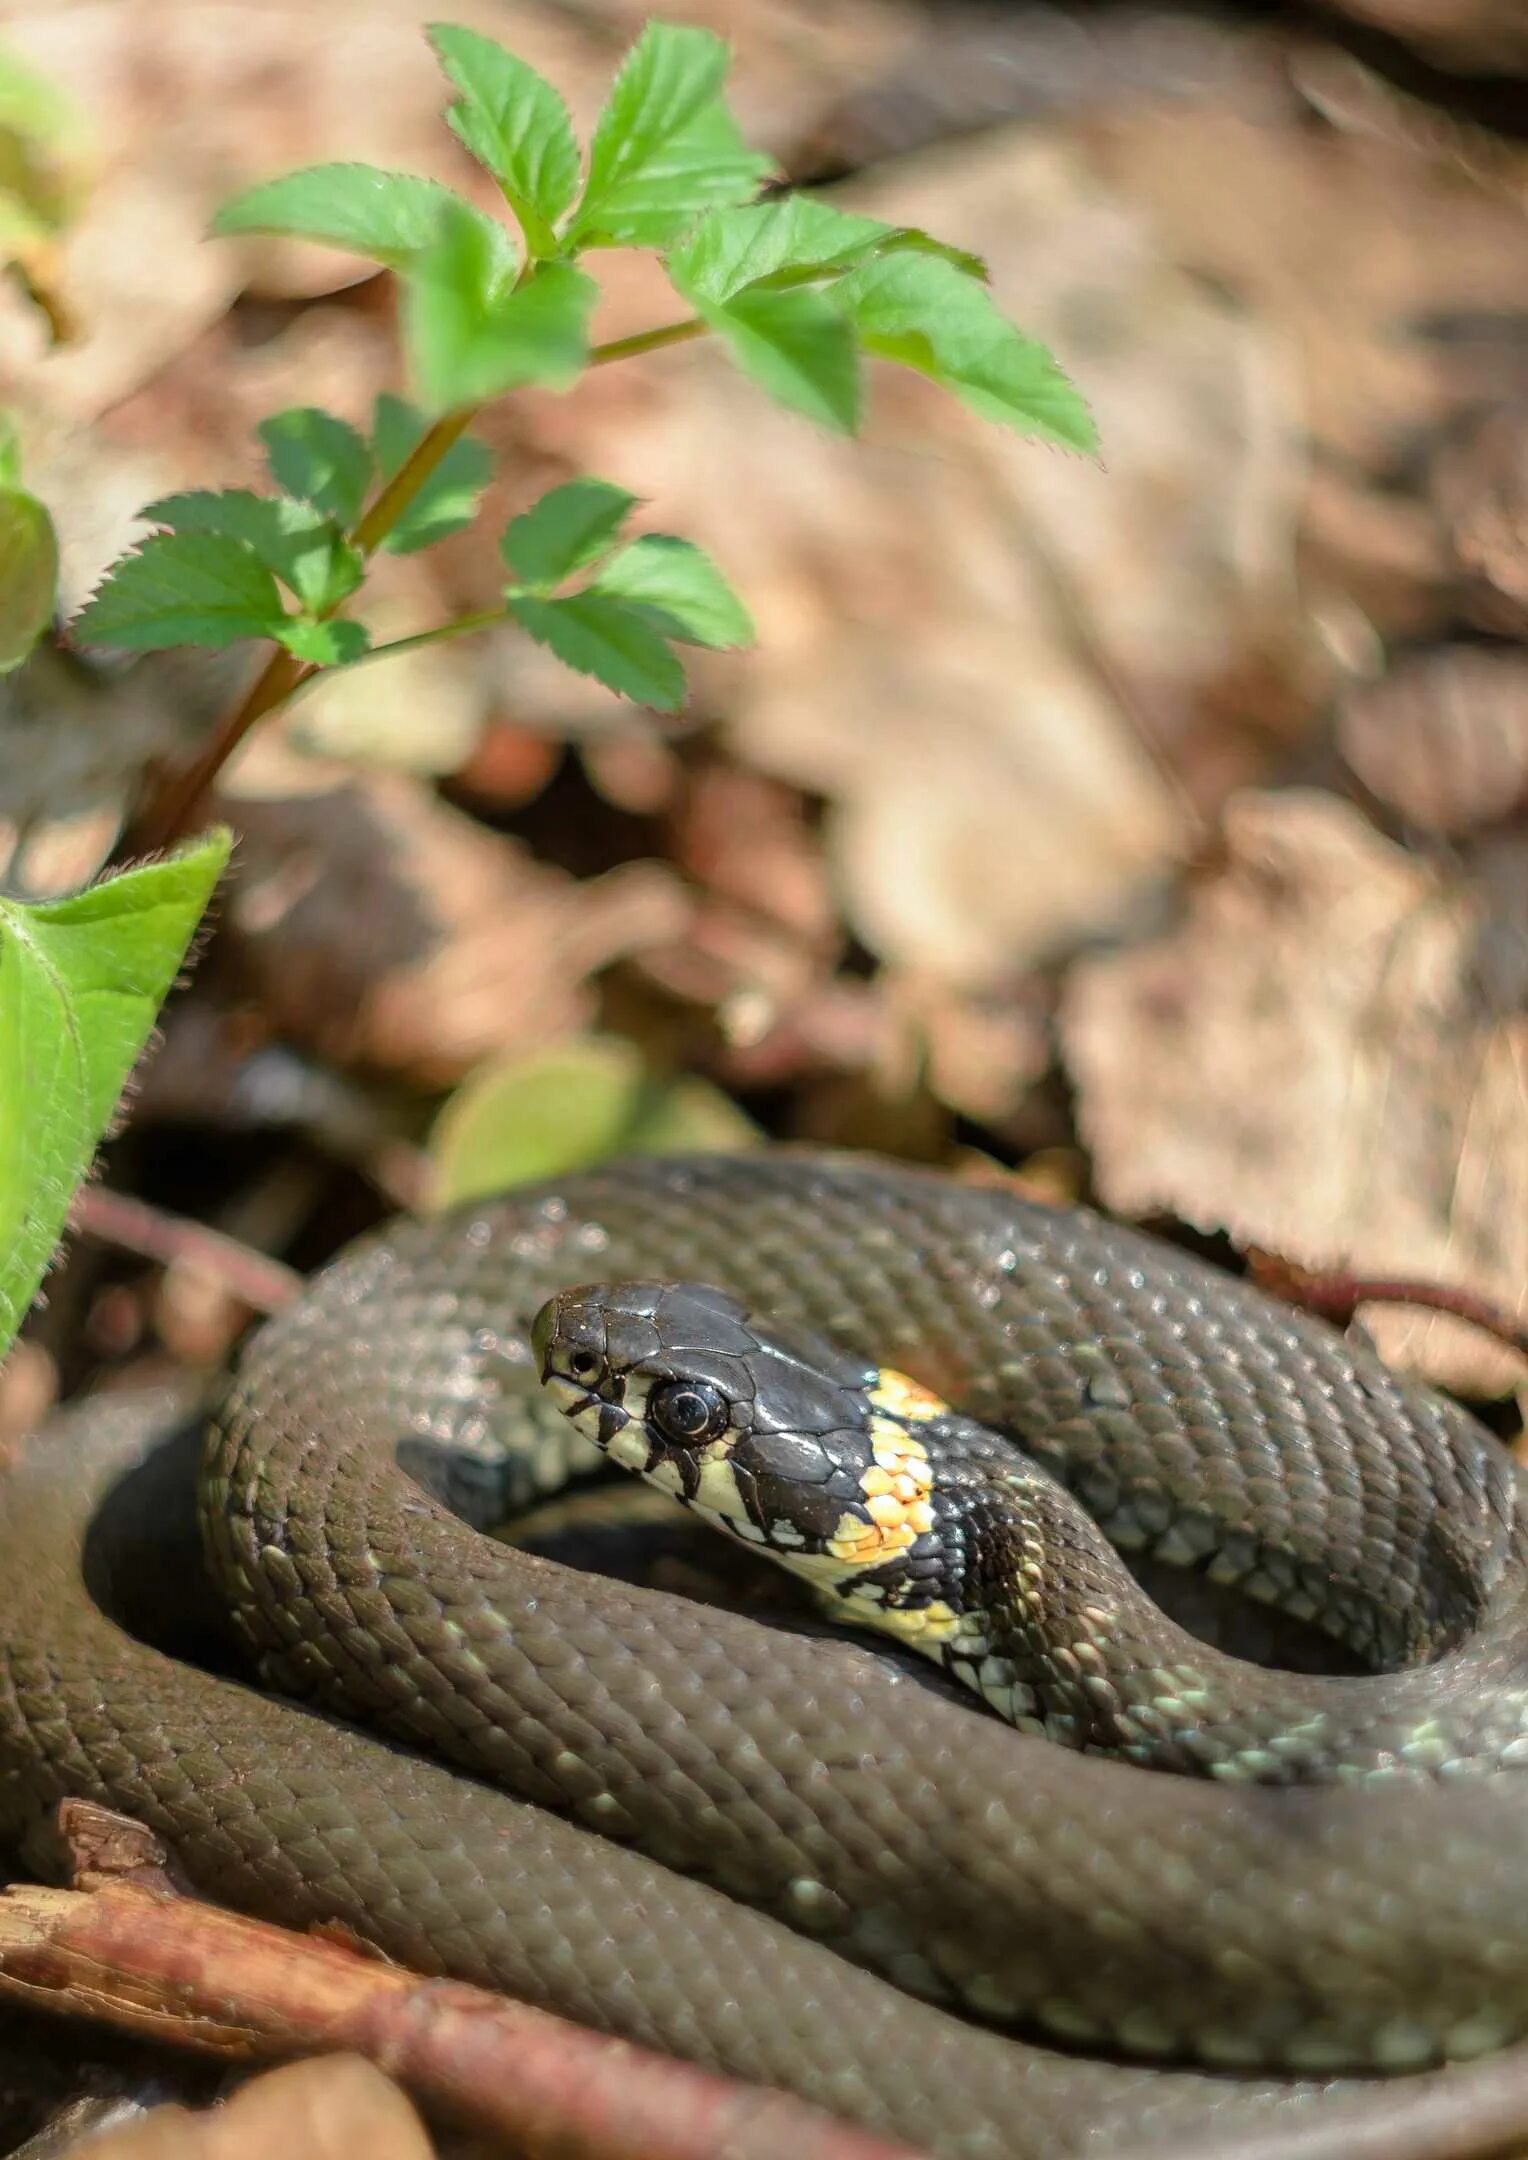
top-left (6, 1152), bottom-right (1528, 2160)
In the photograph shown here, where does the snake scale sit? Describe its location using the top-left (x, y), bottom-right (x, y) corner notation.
top-left (4, 1150), bottom-right (1528, 2160)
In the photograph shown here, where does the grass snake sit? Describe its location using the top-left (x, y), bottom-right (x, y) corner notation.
top-left (4, 1150), bottom-right (1528, 2159)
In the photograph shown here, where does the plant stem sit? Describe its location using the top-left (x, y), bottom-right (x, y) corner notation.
top-left (351, 407), bottom-right (474, 555)
top-left (128, 643), bottom-right (309, 856)
top-left (281, 608), bottom-right (508, 710)
top-left (124, 317), bottom-right (713, 854)
top-left (588, 317), bottom-right (705, 368)
top-left (124, 407), bottom-right (478, 854)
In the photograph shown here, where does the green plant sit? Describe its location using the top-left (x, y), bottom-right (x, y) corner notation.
top-left (0, 16), bottom-right (1095, 1368)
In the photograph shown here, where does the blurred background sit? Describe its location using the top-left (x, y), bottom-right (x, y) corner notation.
top-left (0, 0), bottom-right (1524, 1443)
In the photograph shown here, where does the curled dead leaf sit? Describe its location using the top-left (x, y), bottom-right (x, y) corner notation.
top-left (1062, 789), bottom-right (1528, 1400)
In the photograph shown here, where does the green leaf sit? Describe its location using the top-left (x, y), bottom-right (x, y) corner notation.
top-left (570, 22), bottom-right (771, 250)
top-left (836, 253), bottom-right (1097, 454)
top-left (427, 23), bottom-right (579, 258)
top-left (258, 409), bottom-right (374, 527)
top-left (0, 486), bottom-right (57, 672)
top-left (500, 477), bottom-right (635, 590)
top-left (371, 394), bottom-right (492, 554)
top-left (0, 828), bottom-right (231, 1360)
top-left (404, 207), bottom-right (594, 412)
top-left (668, 197), bottom-right (892, 304)
top-left (72, 534), bottom-right (286, 652)
top-left (211, 163), bottom-right (471, 268)
top-left (0, 413), bottom-right (23, 488)
top-left (144, 489), bottom-right (363, 612)
top-left (702, 284), bottom-right (859, 433)
top-left (429, 1035), bottom-right (756, 1206)
top-left (509, 590), bottom-right (684, 710)
top-left (592, 534), bottom-right (751, 649)
top-left (274, 616), bottom-right (371, 666)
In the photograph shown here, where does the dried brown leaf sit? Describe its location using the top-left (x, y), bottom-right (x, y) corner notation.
top-left (1431, 405), bottom-right (1528, 637)
top-left (81, 2059), bottom-right (433, 2160)
top-left (1340, 647), bottom-right (1528, 836)
top-left (222, 749), bottom-right (690, 1087)
top-left (1062, 789), bottom-right (1528, 1398)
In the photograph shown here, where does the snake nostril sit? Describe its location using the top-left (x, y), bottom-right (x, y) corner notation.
top-left (568, 1348), bottom-right (603, 1383)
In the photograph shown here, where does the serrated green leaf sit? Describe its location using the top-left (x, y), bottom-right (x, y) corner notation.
top-left (429, 1035), bottom-right (756, 1205)
top-left (509, 590), bottom-right (684, 710)
top-left (0, 486), bottom-right (57, 672)
top-left (875, 227), bottom-right (988, 282)
top-left (274, 616), bottom-right (371, 666)
top-left (0, 828), bottom-right (231, 1359)
top-left (211, 163), bottom-right (472, 268)
top-left (570, 22), bottom-right (771, 250)
top-left (144, 489), bottom-right (363, 611)
top-left (668, 197), bottom-right (891, 305)
top-left (72, 534), bottom-right (286, 652)
top-left (500, 478), bottom-right (635, 589)
top-left (703, 284), bottom-right (860, 433)
top-left (428, 23), bottom-right (579, 258)
top-left (592, 534), bottom-right (751, 649)
top-left (836, 253), bottom-right (1097, 454)
top-left (371, 394), bottom-right (492, 554)
top-left (404, 209), bottom-right (594, 412)
top-left (258, 410), bottom-right (374, 528)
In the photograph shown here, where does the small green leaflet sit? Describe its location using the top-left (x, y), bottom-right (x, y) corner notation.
top-left (371, 394), bottom-right (491, 553)
top-left (0, 484), bottom-right (57, 673)
top-left (502, 479), bottom-right (753, 711)
top-left (508, 591), bottom-right (685, 711)
top-left (428, 23), bottom-right (579, 259)
top-left (698, 284), bottom-right (859, 434)
top-left (569, 22), bottom-right (771, 250)
top-left (836, 253), bottom-right (1097, 454)
top-left (144, 490), bottom-right (363, 613)
top-left (500, 478), bottom-right (636, 588)
top-left (404, 205), bottom-right (594, 412)
top-left (212, 163), bottom-right (477, 269)
top-left (669, 198), bottom-right (903, 306)
top-left (594, 534), bottom-right (753, 648)
top-left (258, 409), bottom-right (373, 528)
top-left (72, 533), bottom-right (287, 652)
top-left (275, 616), bottom-right (371, 666)
top-left (0, 828), bottom-right (232, 1360)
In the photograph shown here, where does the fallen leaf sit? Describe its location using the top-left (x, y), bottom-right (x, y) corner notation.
top-left (1062, 789), bottom-right (1528, 1399)
top-left (83, 2057), bottom-right (432, 2160)
top-left (221, 743), bottom-right (690, 1087)
top-left (428, 1035), bottom-right (757, 1208)
top-left (1340, 647), bottom-right (1528, 836)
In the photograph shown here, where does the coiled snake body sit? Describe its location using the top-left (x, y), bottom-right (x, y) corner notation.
top-left (4, 1151), bottom-right (1528, 2159)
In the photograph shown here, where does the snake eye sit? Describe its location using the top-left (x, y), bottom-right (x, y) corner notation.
top-left (568, 1349), bottom-right (604, 1384)
top-left (648, 1379), bottom-right (728, 1449)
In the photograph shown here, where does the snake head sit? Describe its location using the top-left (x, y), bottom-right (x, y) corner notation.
top-left (532, 1281), bottom-right (949, 1585)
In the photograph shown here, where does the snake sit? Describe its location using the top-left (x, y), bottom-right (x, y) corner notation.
top-left (5, 1149), bottom-right (1528, 2160)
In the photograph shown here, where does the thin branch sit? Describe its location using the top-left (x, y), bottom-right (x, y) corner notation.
top-left (280, 609), bottom-right (509, 713)
top-left (350, 407), bottom-right (475, 557)
top-left (72, 1187), bottom-right (301, 1316)
top-left (0, 1856), bottom-right (926, 2160)
top-left (1250, 1252), bottom-right (1528, 1363)
top-left (125, 644), bottom-right (310, 858)
top-left (589, 317), bottom-right (707, 368)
